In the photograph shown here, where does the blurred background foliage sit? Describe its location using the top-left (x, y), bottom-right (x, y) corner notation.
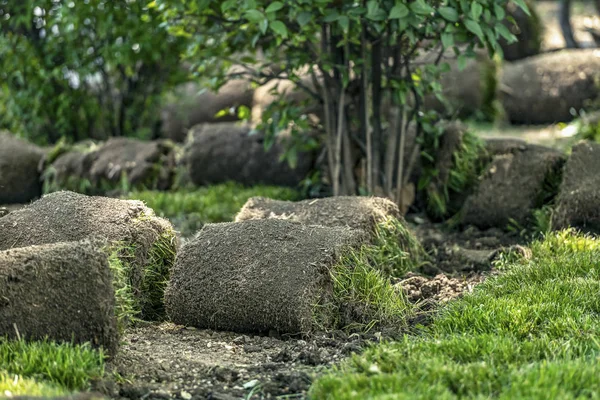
top-left (0, 0), bottom-right (188, 145)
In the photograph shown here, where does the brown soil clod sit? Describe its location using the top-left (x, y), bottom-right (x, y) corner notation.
top-left (165, 219), bottom-right (367, 334)
top-left (0, 240), bottom-right (119, 356)
top-left (44, 138), bottom-right (177, 194)
top-left (500, 49), bottom-right (600, 124)
top-left (398, 272), bottom-right (488, 304)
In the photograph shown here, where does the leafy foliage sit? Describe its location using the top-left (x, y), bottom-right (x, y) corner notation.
top-left (0, 0), bottom-right (187, 144)
top-left (158, 0), bottom-right (523, 204)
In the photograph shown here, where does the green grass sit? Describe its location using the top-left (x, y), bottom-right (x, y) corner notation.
top-left (138, 229), bottom-right (178, 320)
top-left (365, 218), bottom-right (429, 277)
top-left (106, 244), bottom-right (139, 332)
top-left (314, 218), bottom-right (423, 333)
top-left (325, 251), bottom-right (413, 333)
top-left (0, 339), bottom-right (105, 393)
top-left (105, 226), bottom-right (177, 324)
top-left (310, 229), bottom-right (600, 399)
top-left (0, 371), bottom-right (68, 398)
top-left (423, 129), bottom-right (488, 221)
top-left (127, 182), bottom-right (302, 236)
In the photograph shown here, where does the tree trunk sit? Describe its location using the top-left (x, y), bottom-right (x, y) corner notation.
top-left (560, 0), bottom-right (579, 48)
top-left (371, 40), bottom-right (383, 191)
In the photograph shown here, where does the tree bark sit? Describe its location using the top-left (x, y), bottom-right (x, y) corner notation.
top-left (560, 0), bottom-right (579, 48)
top-left (371, 40), bottom-right (383, 190)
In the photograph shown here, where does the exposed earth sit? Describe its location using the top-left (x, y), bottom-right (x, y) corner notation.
top-left (85, 214), bottom-right (526, 400)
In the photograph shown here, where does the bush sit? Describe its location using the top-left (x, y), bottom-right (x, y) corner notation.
top-left (0, 1), bottom-right (187, 144)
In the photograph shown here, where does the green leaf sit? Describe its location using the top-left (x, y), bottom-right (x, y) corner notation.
top-left (259, 18), bottom-right (269, 34)
top-left (457, 54), bottom-right (467, 71)
top-left (215, 109), bottom-right (229, 118)
top-left (270, 20), bottom-right (288, 38)
top-left (464, 18), bottom-right (484, 42)
top-left (245, 9), bottom-right (264, 22)
top-left (410, 0), bottom-right (434, 15)
top-left (512, 0), bottom-right (530, 16)
top-left (237, 105), bottom-right (251, 120)
top-left (338, 16), bottom-right (349, 32)
top-left (441, 33), bottom-right (454, 48)
top-left (389, 3), bottom-right (409, 19)
top-left (495, 23), bottom-right (517, 43)
top-left (297, 11), bottom-right (312, 27)
top-left (323, 10), bottom-right (340, 22)
top-left (470, 2), bottom-right (483, 21)
top-left (265, 2), bottom-right (284, 13)
top-left (367, 0), bottom-right (379, 16)
top-left (438, 7), bottom-right (458, 22)
top-left (494, 4), bottom-right (505, 20)
top-left (220, 0), bottom-right (236, 13)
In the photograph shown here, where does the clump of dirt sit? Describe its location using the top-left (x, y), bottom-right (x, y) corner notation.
top-left (43, 138), bottom-right (177, 194)
top-left (0, 131), bottom-right (45, 204)
top-left (0, 191), bottom-right (176, 320)
top-left (553, 141), bottom-right (600, 232)
top-left (183, 123), bottom-right (314, 187)
top-left (460, 146), bottom-right (564, 230)
top-left (398, 272), bottom-right (489, 304)
top-left (500, 49), bottom-right (600, 124)
top-left (409, 215), bottom-right (523, 274)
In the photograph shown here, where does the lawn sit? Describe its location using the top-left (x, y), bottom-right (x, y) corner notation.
top-left (0, 339), bottom-right (105, 397)
top-left (126, 182), bottom-right (301, 236)
top-left (310, 229), bottom-right (600, 399)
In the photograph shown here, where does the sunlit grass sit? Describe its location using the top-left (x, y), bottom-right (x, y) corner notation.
top-left (0, 339), bottom-right (105, 392)
top-left (127, 182), bottom-right (301, 236)
top-left (310, 229), bottom-right (600, 399)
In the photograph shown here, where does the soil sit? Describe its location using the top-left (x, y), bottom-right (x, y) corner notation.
top-left (106, 323), bottom-right (371, 400)
top-left (96, 214), bottom-right (527, 400)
